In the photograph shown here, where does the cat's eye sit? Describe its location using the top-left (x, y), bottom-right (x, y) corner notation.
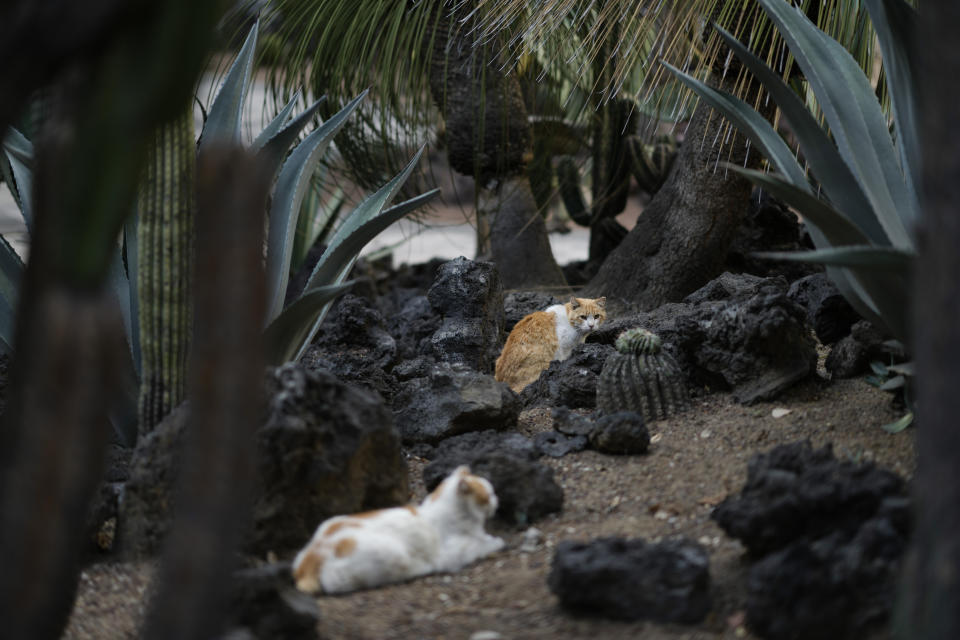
top-left (594, 314), bottom-right (600, 319)
top-left (580, 314), bottom-right (587, 320)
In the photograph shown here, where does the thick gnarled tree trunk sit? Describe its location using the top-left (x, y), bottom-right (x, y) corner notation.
top-left (582, 74), bottom-right (762, 309)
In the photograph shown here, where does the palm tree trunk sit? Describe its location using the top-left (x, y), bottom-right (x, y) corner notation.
top-left (428, 2), bottom-right (566, 290)
top-left (582, 73), bottom-right (765, 308)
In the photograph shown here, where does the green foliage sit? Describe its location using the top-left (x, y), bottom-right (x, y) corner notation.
top-left (255, 0), bottom-right (890, 192)
top-left (204, 21), bottom-right (440, 365)
top-left (664, 0), bottom-right (918, 345)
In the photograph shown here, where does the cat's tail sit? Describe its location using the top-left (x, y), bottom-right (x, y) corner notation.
top-left (292, 546), bottom-right (325, 594)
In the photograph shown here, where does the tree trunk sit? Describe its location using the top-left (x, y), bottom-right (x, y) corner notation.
top-left (428, 3), bottom-right (566, 289)
top-left (136, 105), bottom-right (195, 435)
top-left (481, 176), bottom-right (572, 291)
top-left (895, 3), bottom-right (960, 637)
top-left (582, 75), bottom-right (761, 309)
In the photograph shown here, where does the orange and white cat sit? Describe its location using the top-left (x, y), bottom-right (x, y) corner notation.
top-left (495, 296), bottom-right (606, 392)
top-left (292, 466), bottom-right (504, 594)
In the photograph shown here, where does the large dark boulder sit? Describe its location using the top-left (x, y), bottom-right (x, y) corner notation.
top-left (712, 441), bottom-right (906, 556)
top-left (712, 441), bottom-right (910, 640)
top-left (745, 500), bottom-right (910, 640)
top-left (392, 361), bottom-right (521, 444)
top-left (592, 273), bottom-right (817, 403)
top-left (121, 366), bottom-right (409, 558)
top-left (675, 274), bottom-right (817, 404)
top-left (302, 294), bottom-right (400, 402)
top-left (787, 273), bottom-right (860, 345)
top-left (549, 537), bottom-right (711, 623)
top-left (520, 343), bottom-right (616, 410)
top-left (503, 291), bottom-right (558, 332)
top-left (225, 563), bottom-right (320, 639)
top-left (423, 435), bottom-right (563, 527)
top-left (253, 365), bottom-right (408, 554)
top-left (427, 257), bottom-right (505, 373)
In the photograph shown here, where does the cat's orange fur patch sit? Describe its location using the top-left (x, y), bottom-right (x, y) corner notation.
top-left (325, 520), bottom-right (361, 536)
top-left (293, 549), bottom-right (325, 593)
top-left (404, 504), bottom-right (419, 515)
top-left (495, 296), bottom-right (606, 393)
top-left (352, 509), bottom-right (383, 519)
top-left (462, 477), bottom-right (491, 505)
top-left (334, 537), bottom-right (357, 558)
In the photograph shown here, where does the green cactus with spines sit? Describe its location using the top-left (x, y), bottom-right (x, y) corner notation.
top-left (136, 104), bottom-right (195, 435)
top-left (597, 327), bottom-right (689, 422)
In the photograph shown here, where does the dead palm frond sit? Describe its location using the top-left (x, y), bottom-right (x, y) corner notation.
top-left (243, 0), bottom-right (901, 191)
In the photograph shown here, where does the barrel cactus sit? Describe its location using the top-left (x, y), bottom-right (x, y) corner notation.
top-left (597, 328), bottom-right (688, 422)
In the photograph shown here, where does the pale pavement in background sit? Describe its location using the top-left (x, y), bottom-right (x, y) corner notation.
top-left (0, 178), bottom-right (590, 267)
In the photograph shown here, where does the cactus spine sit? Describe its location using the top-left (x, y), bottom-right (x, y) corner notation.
top-left (597, 328), bottom-right (688, 422)
top-left (136, 105), bottom-right (195, 434)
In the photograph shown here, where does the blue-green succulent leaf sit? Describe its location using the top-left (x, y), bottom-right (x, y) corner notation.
top-left (264, 90), bottom-right (368, 324)
top-left (199, 20), bottom-right (259, 147)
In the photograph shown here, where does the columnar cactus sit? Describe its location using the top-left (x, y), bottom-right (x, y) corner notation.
top-left (597, 327), bottom-right (688, 422)
top-left (136, 105), bottom-right (195, 434)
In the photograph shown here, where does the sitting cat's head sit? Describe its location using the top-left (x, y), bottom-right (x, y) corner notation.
top-left (430, 465), bottom-right (499, 520)
top-left (566, 296), bottom-right (606, 334)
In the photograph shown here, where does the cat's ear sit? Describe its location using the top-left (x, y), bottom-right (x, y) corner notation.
top-left (457, 479), bottom-right (471, 496)
top-left (569, 296), bottom-right (580, 309)
top-left (596, 297), bottom-right (606, 309)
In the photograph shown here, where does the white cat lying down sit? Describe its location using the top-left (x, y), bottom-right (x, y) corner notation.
top-left (293, 465), bottom-right (504, 594)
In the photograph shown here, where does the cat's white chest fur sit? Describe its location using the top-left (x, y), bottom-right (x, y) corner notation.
top-left (547, 303), bottom-right (590, 361)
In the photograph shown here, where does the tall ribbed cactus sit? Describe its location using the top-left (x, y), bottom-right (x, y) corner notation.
top-left (597, 327), bottom-right (688, 422)
top-left (136, 106), bottom-right (195, 434)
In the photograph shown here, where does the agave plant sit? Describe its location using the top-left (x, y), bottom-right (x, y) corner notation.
top-left (663, 0), bottom-right (917, 345)
top-left (0, 20), bottom-right (439, 437)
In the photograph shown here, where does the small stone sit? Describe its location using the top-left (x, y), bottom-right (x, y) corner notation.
top-left (700, 429), bottom-right (711, 439)
top-left (771, 408), bottom-right (792, 418)
top-left (520, 527), bottom-right (544, 553)
top-left (470, 632), bottom-right (503, 640)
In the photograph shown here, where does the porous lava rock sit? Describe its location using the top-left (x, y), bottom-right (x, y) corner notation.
top-left (534, 431), bottom-right (588, 458)
top-left (253, 365), bottom-right (408, 554)
top-left (588, 412), bottom-right (649, 455)
top-left (824, 320), bottom-right (888, 379)
top-left (224, 563), bottom-right (320, 639)
top-left (548, 537), bottom-right (711, 623)
top-left (302, 294), bottom-right (399, 402)
top-left (520, 343), bottom-right (616, 410)
top-left (392, 361), bottom-right (521, 444)
top-left (712, 441), bottom-right (911, 639)
top-left (675, 274), bottom-right (816, 404)
top-left (427, 257), bottom-right (505, 373)
top-left (712, 440), bottom-right (906, 555)
top-left (120, 366), bottom-right (409, 558)
top-left (502, 291), bottom-right (558, 332)
top-left (423, 438), bottom-right (563, 527)
top-left (787, 273), bottom-right (861, 344)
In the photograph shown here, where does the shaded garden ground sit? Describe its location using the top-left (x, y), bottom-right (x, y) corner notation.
top-left (65, 375), bottom-right (913, 640)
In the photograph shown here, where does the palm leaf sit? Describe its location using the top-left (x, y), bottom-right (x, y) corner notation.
top-left (2, 127), bottom-right (34, 231)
